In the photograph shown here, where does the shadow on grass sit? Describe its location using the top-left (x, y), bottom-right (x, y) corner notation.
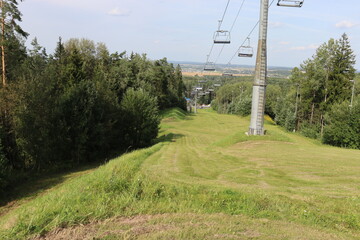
top-left (0, 110), bottom-right (189, 216)
top-left (0, 161), bottom-right (102, 216)
top-left (154, 133), bottom-right (185, 144)
top-left (0, 133), bottom-right (185, 214)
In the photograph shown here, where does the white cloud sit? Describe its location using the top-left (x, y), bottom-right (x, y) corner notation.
top-left (335, 20), bottom-right (358, 29)
top-left (107, 7), bottom-right (131, 16)
top-left (290, 44), bottom-right (319, 51)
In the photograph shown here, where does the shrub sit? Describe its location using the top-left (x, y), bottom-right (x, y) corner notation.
top-left (120, 88), bottom-right (160, 149)
top-left (211, 99), bottom-right (218, 112)
top-left (300, 122), bottom-right (320, 139)
top-left (234, 95), bottom-right (252, 116)
top-left (322, 98), bottom-right (360, 149)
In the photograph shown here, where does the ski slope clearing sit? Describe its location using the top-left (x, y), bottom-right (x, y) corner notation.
top-left (1, 108), bottom-right (359, 239)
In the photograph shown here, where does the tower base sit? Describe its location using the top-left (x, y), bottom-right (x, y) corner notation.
top-left (248, 128), bottom-right (265, 136)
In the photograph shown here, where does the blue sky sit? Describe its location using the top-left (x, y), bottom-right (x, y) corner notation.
top-left (19, 0), bottom-right (360, 69)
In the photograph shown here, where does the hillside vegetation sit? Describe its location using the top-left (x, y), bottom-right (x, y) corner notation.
top-left (0, 37), bottom-right (186, 196)
top-left (208, 34), bottom-right (359, 149)
top-left (0, 108), bottom-right (359, 239)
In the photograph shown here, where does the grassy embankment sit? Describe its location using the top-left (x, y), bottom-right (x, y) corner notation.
top-left (0, 108), bottom-right (359, 239)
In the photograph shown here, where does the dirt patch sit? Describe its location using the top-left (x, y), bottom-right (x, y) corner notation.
top-left (30, 213), bottom-right (351, 240)
top-left (232, 140), bottom-right (294, 150)
top-left (0, 201), bottom-right (19, 218)
top-left (31, 214), bottom-right (176, 240)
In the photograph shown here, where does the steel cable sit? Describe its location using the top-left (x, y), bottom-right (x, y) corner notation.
top-left (203, 0), bottom-right (231, 71)
top-left (226, 0), bottom-right (276, 65)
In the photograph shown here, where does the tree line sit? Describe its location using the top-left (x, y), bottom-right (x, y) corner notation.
top-left (0, 1), bottom-right (186, 195)
top-left (212, 34), bottom-right (359, 149)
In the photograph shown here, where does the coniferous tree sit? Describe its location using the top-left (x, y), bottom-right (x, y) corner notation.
top-left (290, 34), bottom-right (356, 136)
top-left (0, 0), bottom-right (28, 86)
top-left (328, 33), bottom-right (356, 104)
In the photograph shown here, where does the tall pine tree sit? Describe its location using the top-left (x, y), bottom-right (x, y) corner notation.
top-left (291, 33), bottom-right (356, 136)
top-left (0, 0), bottom-right (28, 86)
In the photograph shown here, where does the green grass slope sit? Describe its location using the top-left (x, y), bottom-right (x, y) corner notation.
top-left (1, 108), bottom-right (360, 239)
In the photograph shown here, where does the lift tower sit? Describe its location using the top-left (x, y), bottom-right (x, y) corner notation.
top-left (248, 0), bottom-right (269, 135)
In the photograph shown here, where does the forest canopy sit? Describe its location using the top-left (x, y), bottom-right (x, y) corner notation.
top-left (0, 35), bottom-right (186, 195)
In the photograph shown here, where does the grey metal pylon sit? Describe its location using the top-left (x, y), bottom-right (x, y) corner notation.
top-left (248, 0), bottom-right (269, 136)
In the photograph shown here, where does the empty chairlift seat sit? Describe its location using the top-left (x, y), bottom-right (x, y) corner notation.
top-left (204, 62), bottom-right (216, 71)
top-left (214, 30), bottom-right (231, 44)
top-left (277, 0), bottom-right (304, 7)
top-left (238, 38), bottom-right (253, 58)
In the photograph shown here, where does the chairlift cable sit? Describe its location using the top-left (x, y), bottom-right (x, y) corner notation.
top-left (203, 44), bottom-right (215, 71)
top-left (228, 21), bottom-right (258, 63)
top-left (215, 44), bottom-right (226, 64)
top-left (203, 0), bottom-right (231, 70)
top-left (229, 0), bottom-right (247, 32)
top-left (226, 0), bottom-right (276, 64)
top-left (214, 0), bottom-right (247, 64)
top-left (219, 0), bottom-right (231, 30)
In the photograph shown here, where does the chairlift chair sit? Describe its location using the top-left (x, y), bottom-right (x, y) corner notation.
top-left (214, 30), bottom-right (231, 44)
top-left (238, 46), bottom-right (253, 57)
top-left (204, 62), bottom-right (216, 71)
top-left (238, 37), bottom-right (253, 58)
top-left (213, 19), bottom-right (231, 44)
top-left (277, 0), bottom-right (304, 7)
top-left (222, 62), bottom-right (233, 76)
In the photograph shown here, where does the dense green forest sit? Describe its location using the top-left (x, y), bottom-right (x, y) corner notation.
top-left (0, 1), bottom-right (186, 196)
top-left (210, 34), bottom-right (359, 149)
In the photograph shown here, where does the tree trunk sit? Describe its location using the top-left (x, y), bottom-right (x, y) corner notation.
top-left (320, 114), bottom-right (324, 136)
top-left (310, 103), bottom-right (314, 124)
top-left (310, 90), bottom-right (317, 124)
top-left (1, 0), bottom-right (6, 87)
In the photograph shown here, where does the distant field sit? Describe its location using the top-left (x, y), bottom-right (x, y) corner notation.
top-left (1, 108), bottom-right (359, 239)
top-left (182, 71), bottom-right (252, 77)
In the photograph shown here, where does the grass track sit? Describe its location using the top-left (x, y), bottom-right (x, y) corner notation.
top-left (1, 108), bottom-right (360, 239)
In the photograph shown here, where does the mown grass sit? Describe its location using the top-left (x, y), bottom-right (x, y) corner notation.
top-left (160, 107), bottom-right (189, 121)
top-left (0, 108), bottom-right (360, 239)
top-left (211, 128), bottom-right (292, 147)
